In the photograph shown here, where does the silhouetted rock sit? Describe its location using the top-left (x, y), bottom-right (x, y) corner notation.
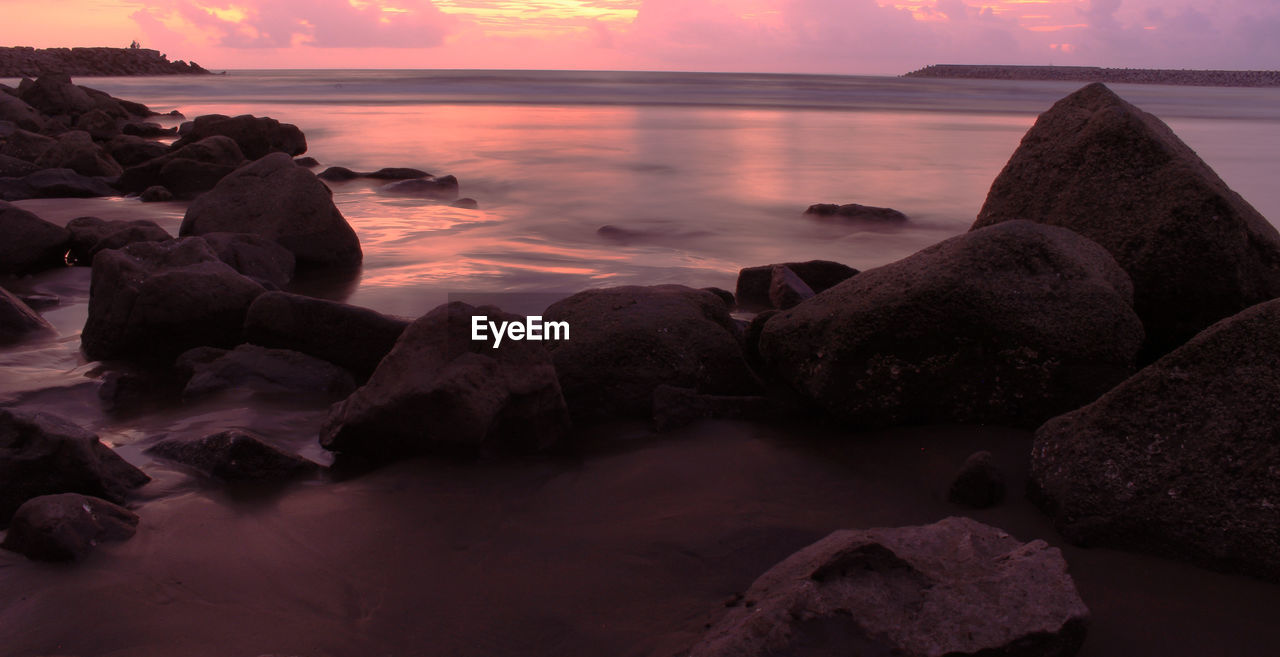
top-left (805, 202), bottom-right (908, 222)
top-left (19, 73), bottom-right (95, 120)
top-left (0, 93), bottom-right (45, 132)
top-left (176, 344), bottom-right (355, 398)
top-left (11, 168), bottom-right (116, 199)
top-left (0, 286), bottom-right (56, 344)
top-left (316, 166), bottom-right (359, 181)
top-left (293, 156), bottom-right (319, 168)
top-left (690, 517), bottom-right (1089, 657)
top-left (366, 167), bottom-right (429, 180)
top-left (0, 154), bottom-right (39, 177)
top-left (33, 131), bottom-right (122, 177)
top-left (75, 108), bottom-right (118, 140)
top-left (243, 292), bottom-right (408, 381)
top-left (122, 121), bottom-right (176, 138)
top-left (170, 114), bottom-right (307, 160)
top-left (138, 185), bottom-right (172, 202)
top-left (450, 197), bottom-right (479, 209)
top-left (0, 123), bottom-right (55, 162)
top-left (117, 135), bottom-right (245, 196)
top-left (105, 134), bottom-right (170, 167)
top-left (66, 216), bottom-right (171, 265)
top-left (147, 430), bottom-right (319, 482)
top-left (321, 301), bottom-right (571, 460)
top-left (82, 238), bottom-right (266, 361)
top-left (0, 46), bottom-right (210, 77)
top-left (1, 493), bottom-right (138, 562)
top-left (735, 260), bottom-right (857, 311)
top-left (1032, 297), bottom-right (1280, 582)
top-left (0, 409), bottom-right (150, 527)
top-left (973, 82), bottom-right (1280, 360)
top-left (0, 200), bottom-right (69, 274)
top-left (544, 285), bottom-right (758, 421)
top-left (760, 221), bottom-right (1143, 429)
top-left (767, 265), bottom-right (813, 310)
top-left (181, 153), bottom-right (362, 268)
top-left (379, 174), bottom-right (459, 200)
top-left (199, 232), bottom-right (296, 287)
top-left (948, 451), bottom-right (1006, 508)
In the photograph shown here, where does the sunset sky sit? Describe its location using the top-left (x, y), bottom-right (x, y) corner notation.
top-left (1, 0), bottom-right (1277, 74)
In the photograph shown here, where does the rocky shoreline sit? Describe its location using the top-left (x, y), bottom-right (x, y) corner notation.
top-left (904, 64), bottom-right (1280, 87)
top-left (3, 76), bottom-right (1280, 655)
top-left (0, 46), bottom-right (209, 78)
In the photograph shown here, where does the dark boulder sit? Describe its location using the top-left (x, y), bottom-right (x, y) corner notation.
top-left (0, 123), bottom-right (56, 162)
top-left (366, 167), bottom-right (430, 180)
top-left (0, 93), bottom-right (45, 132)
top-left (450, 197), bottom-right (479, 210)
top-left (180, 153), bottom-right (362, 268)
top-left (1, 493), bottom-right (138, 562)
top-left (105, 134), bottom-right (171, 167)
top-left (320, 301), bottom-right (571, 460)
top-left (169, 113), bottom-right (307, 160)
top-left (199, 232), bottom-right (296, 287)
top-left (81, 237), bottom-right (266, 361)
top-left (767, 264), bottom-right (813, 310)
top-left (146, 430), bottom-right (319, 481)
top-left (379, 174), bottom-right (459, 200)
top-left (117, 135), bottom-right (245, 196)
top-left (690, 517), bottom-right (1089, 657)
top-left (0, 286), bottom-right (56, 345)
top-left (122, 122), bottom-right (176, 138)
top-left (0, 200), bottom-right (69, 274)
top-left (33, 131), bottom-right (122, 177)
top-left (1031, 297), bottom-right (1280, 582)
top-left (759, 221), bottom-right (1144, 429)
top-left (243, 291), bottom-right (408, 381)
top-left (139, 185), bottom-right (173, 203)
top-left (0, 154), bottom-right (39, 177)
top-left (19, 73), bottom-right (96, 120)
top-left (14, 168), bottom-right (116, 199)
top-left (973, 82), bottom-right (1280, 360)
top-left (293, 156), bottom-right (319, 168)
top-left (66, 216), bottom-right (172, 265)
top-left (176, 344), bottom-right (355, 398)
top-left (804, 202), bottom-right (908, 222)
top-left (948, 451), bottom-right (1006, 508)
top-left (543, 285), bottom-right (758, 421)
top-left (316, 166), bottom-right (359, 182)
top-left (735, 260), bottom-right (857, 311)
top-left (75, 108), bottom-right (119, 140)
top-left (0, 409), bottom-right (150, 527)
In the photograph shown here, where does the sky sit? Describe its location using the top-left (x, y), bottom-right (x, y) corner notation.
top-left (1, 0), bottom-right (1278, 74)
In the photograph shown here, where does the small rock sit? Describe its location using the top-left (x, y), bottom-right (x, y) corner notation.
top-left (139, 185), bottom-right (173, 202)
top-left (1, 493), bottom-right (138, 562)
top-left (293, 156), bottom-right (320, 168)
top-left (316, 166), bottom-right (359, 181)
top-left (948, 451), bottom-right (1006, 508)
top-left (0, 200), bottom-right (69, 274)
top-left (804, 202), bottom-right (908, 222)
top-left (767, 265), bottom-right (814, 310)
top-left (0, 285), bottom-right (56, 345)
top-left (735, 260), bottom-right (858, 311)
top-left (379, 175), bottom-right (459, 200)
top-left (366, 167), bottom-right (429, 180)
top-left (450, 197), bottom-right (479, 209)
top-left (146, 430), bottom-right (319, 481)
top-left (175, 344), bottom-right (356, 398)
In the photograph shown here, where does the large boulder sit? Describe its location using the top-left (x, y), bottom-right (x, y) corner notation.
top-left (243, 291), bottom-right (408, 380)
top-left (0, 123), bottom-right (56, 162)
top-left (75, 108), bottom-right (119, 140)
top-left (105, 134), bottom-right (171, 167)
top-left (180, 153), bottom-right (362, 268)
top-left (6, 168), bottom-right (117, 200)
top-left (176, 344), bottom-right (356, 398)
top-left (18, 73), bottom-right (96, 120)
top-left (0, 409), bottom-right (150, 527)
top-left (735, 259), bottom-right (858, 311)
top-left (0, 286), bottom-right (56, 344)
top-left (543, 285), bottom-right (758, 420)
top-left (82, 238), bottom-right (266, 361)
top-left (759, 221), bottom-right (1144, 429)
top-left (34, 131), bottom-right (123, 177)
top-left (973, 83), bottom-right (1280, 360)
top-left (1, 493), bottom-right (138, 562)
top-left (0, 93), bottom-right (45, 132)
top-left (690, 517), bottom-right (1089, 657)
top-left (146, 430), bottom-right (319, 482)
top-left (199, 232), bottom-right (295, 287)
top-left (66, 216), bottom-right (172, 265)
top-left (321, 301), bottom-right (571, 460)
top-left (1031, 297), bottom-right (1280, 582)
top-left (0, 200), bottom-right (69, 274)
top-left (169, 113), bottom-right (307, 160)
top-left (117, 135), bottom-right (245, 196)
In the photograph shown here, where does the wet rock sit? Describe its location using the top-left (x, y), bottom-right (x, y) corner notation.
top-left (138, 185), bottom-right (173, 203)
top-left (181, 153), bottom-right (363, 268)
top-left (690, 517), bottom-right (1089, 657)
top-left (105, 134), bottom-right (170, 167)
top-left (0, 154), bottom-right (39, 177)
top-left (321, 301), bottom-right (571, 460)
top-left (0, 93), bottom-right (45, 132)
top-left (117, 135), bottom-right (245, 196)
top-left (700, 287), bottom-right (735, 307)
top-left (735, 260), bottom-right (858, 311)
top-left (450, 197), bottom-right (479, 210)
top-left (316, 166), bottom-right (359, 182)
top-left (169, 113), bottom-right (307, 160)
top-left (243, 291), bottom-right (409, 381)
top-left (122, 121), bottom-right (176, 138)
top-left (543, 285), bottom-right (758, 421)
top-left (176, 344), bottom-right (355, 397)
top-left (973, 82), bottom-right (1280, 360)
top-left (759, 221), bottom-right (1144, 429)
top-left (366, 167), bottom-right (429, 180)
top-left (0, 200), bottom-right (69, 274)
top-left (17, 168), bottom-right (117, 199)
top-left (767, 265), bottom-right (813, 310)
top-left (379, 174), bottom-right (459, 200)
top-left (75, 108), bottom-right (119, 140)
top-left (0, 285), bottom-right (56, 344)
top-left (1, 493), bottom-right (138, 562)
top-left (293, 156), bottom-right (320, 168)
top-left (146, 430), bottom-right (320, 482)
top-left (82, 237), bottom-right (266, 361)
top-left (66, 216), bottom-right (172, 265)
top-left (0, 123), bottom-right (56, 162)
top-left (804, 202), bottom-right (908, 222)
top-left (33, 131), bottom-right (122, 177)
top-left (199, 232), bottom-right (296, 288)
top-left (1031, 297), bottom-right (1280, 582)
top-left (0, 409), bottom-right (150, 527)
top-left (948, 451), bottom-right (1006, 508)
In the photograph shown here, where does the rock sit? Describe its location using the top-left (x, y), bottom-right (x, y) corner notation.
top-left (293, 156), bottom-right (319, 168)
top-left (117, 135), bottom-right (245, 196)
top-left (0, 409), bottom-right (150, 527)
top-left (1031, 297), bottom-right (1280, 582)
top-left (366, 167), bottom-right (430, 180)
top-left (759, 221), bottom-right (1144, 429)
top-left (243, 291), bottom-right (408, 381)
top-left (146, 430), bottom-right (319, 482)
top-left (543, 285), bottom-right (758, 421)
top-left (379, 175), bottom-right (459, 200)
top-left (0, 93), bottom-right (45, 132)
top-left (175, 344), bottom-right (355, 397)
top-left (735, 260), bottom-right (859, 311)
top-left (0, 286), bottom-right (56, 344)
top-left (33, 131), bottom-right (122, 177)
top-left (700, 287), bottom-right (735, 307)
top-left (199, 232), bottom-right (296, 287)
top-left (105, 134), bottom-right (170, 167)
top-left (169, 114), bottom-right (307, 160)
top-left (121, 121), bottom-right (176, 138)
top-left (948, 451), bottom-right (1006, 508)
top-left (18, 168), bottom-right (117, 199)
top-left (66, 216), bottom-right (172, 265)
top-left (450, 197), bottom-right (479, 209)
top-left (1, 493), bottom-right (138, 562)
top-left (689, 517), bottom-right (1089, 657)
top-left (75, 108), bottom-right (119, 140)
top-left (81, 238), bottom-right (266, 361)
top-left (320, 301), bottom-right (571, 460)
top-left (180, 153), bottom-right (363, 268)
top-left (139, 185), bottom-right (173, 202)
top-left (0, 200), bottom-right (69, 274)
top-left (0, 154), bottom-right (39, 177)
top-left (767, 265), bottom-right (814, 310)
top-left (80, 87), bottom-right (130, 120)
top-left (316, 166), bottom-right (359, 182)
top-left (742, 309), bottom-right (779, 374)
top-left (804, 202), bottom-right (908, 222)
top-left (973, 83), bottom-right (1280, 360)
top-left (0, 124), bottom-right (56, 162)
top-left (19, 73), bottom-right (96, 120)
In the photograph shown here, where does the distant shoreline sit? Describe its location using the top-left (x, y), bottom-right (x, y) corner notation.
top-left (904, 64), bottom-right (1280, 88)
top-left (0, 46), bottom-right (209, 77)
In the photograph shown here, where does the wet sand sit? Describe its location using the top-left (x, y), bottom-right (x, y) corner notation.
top-left (2, 418), bottom-right (1278, 657)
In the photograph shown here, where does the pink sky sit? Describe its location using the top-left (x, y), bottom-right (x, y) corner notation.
top-left (1, 0), bottom-right (1277, 74)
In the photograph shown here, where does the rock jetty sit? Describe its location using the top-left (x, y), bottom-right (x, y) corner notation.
top-left (0, 46), bottom-right (208, 77)
top-left (904, 64), bottom-right (1280, 87)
